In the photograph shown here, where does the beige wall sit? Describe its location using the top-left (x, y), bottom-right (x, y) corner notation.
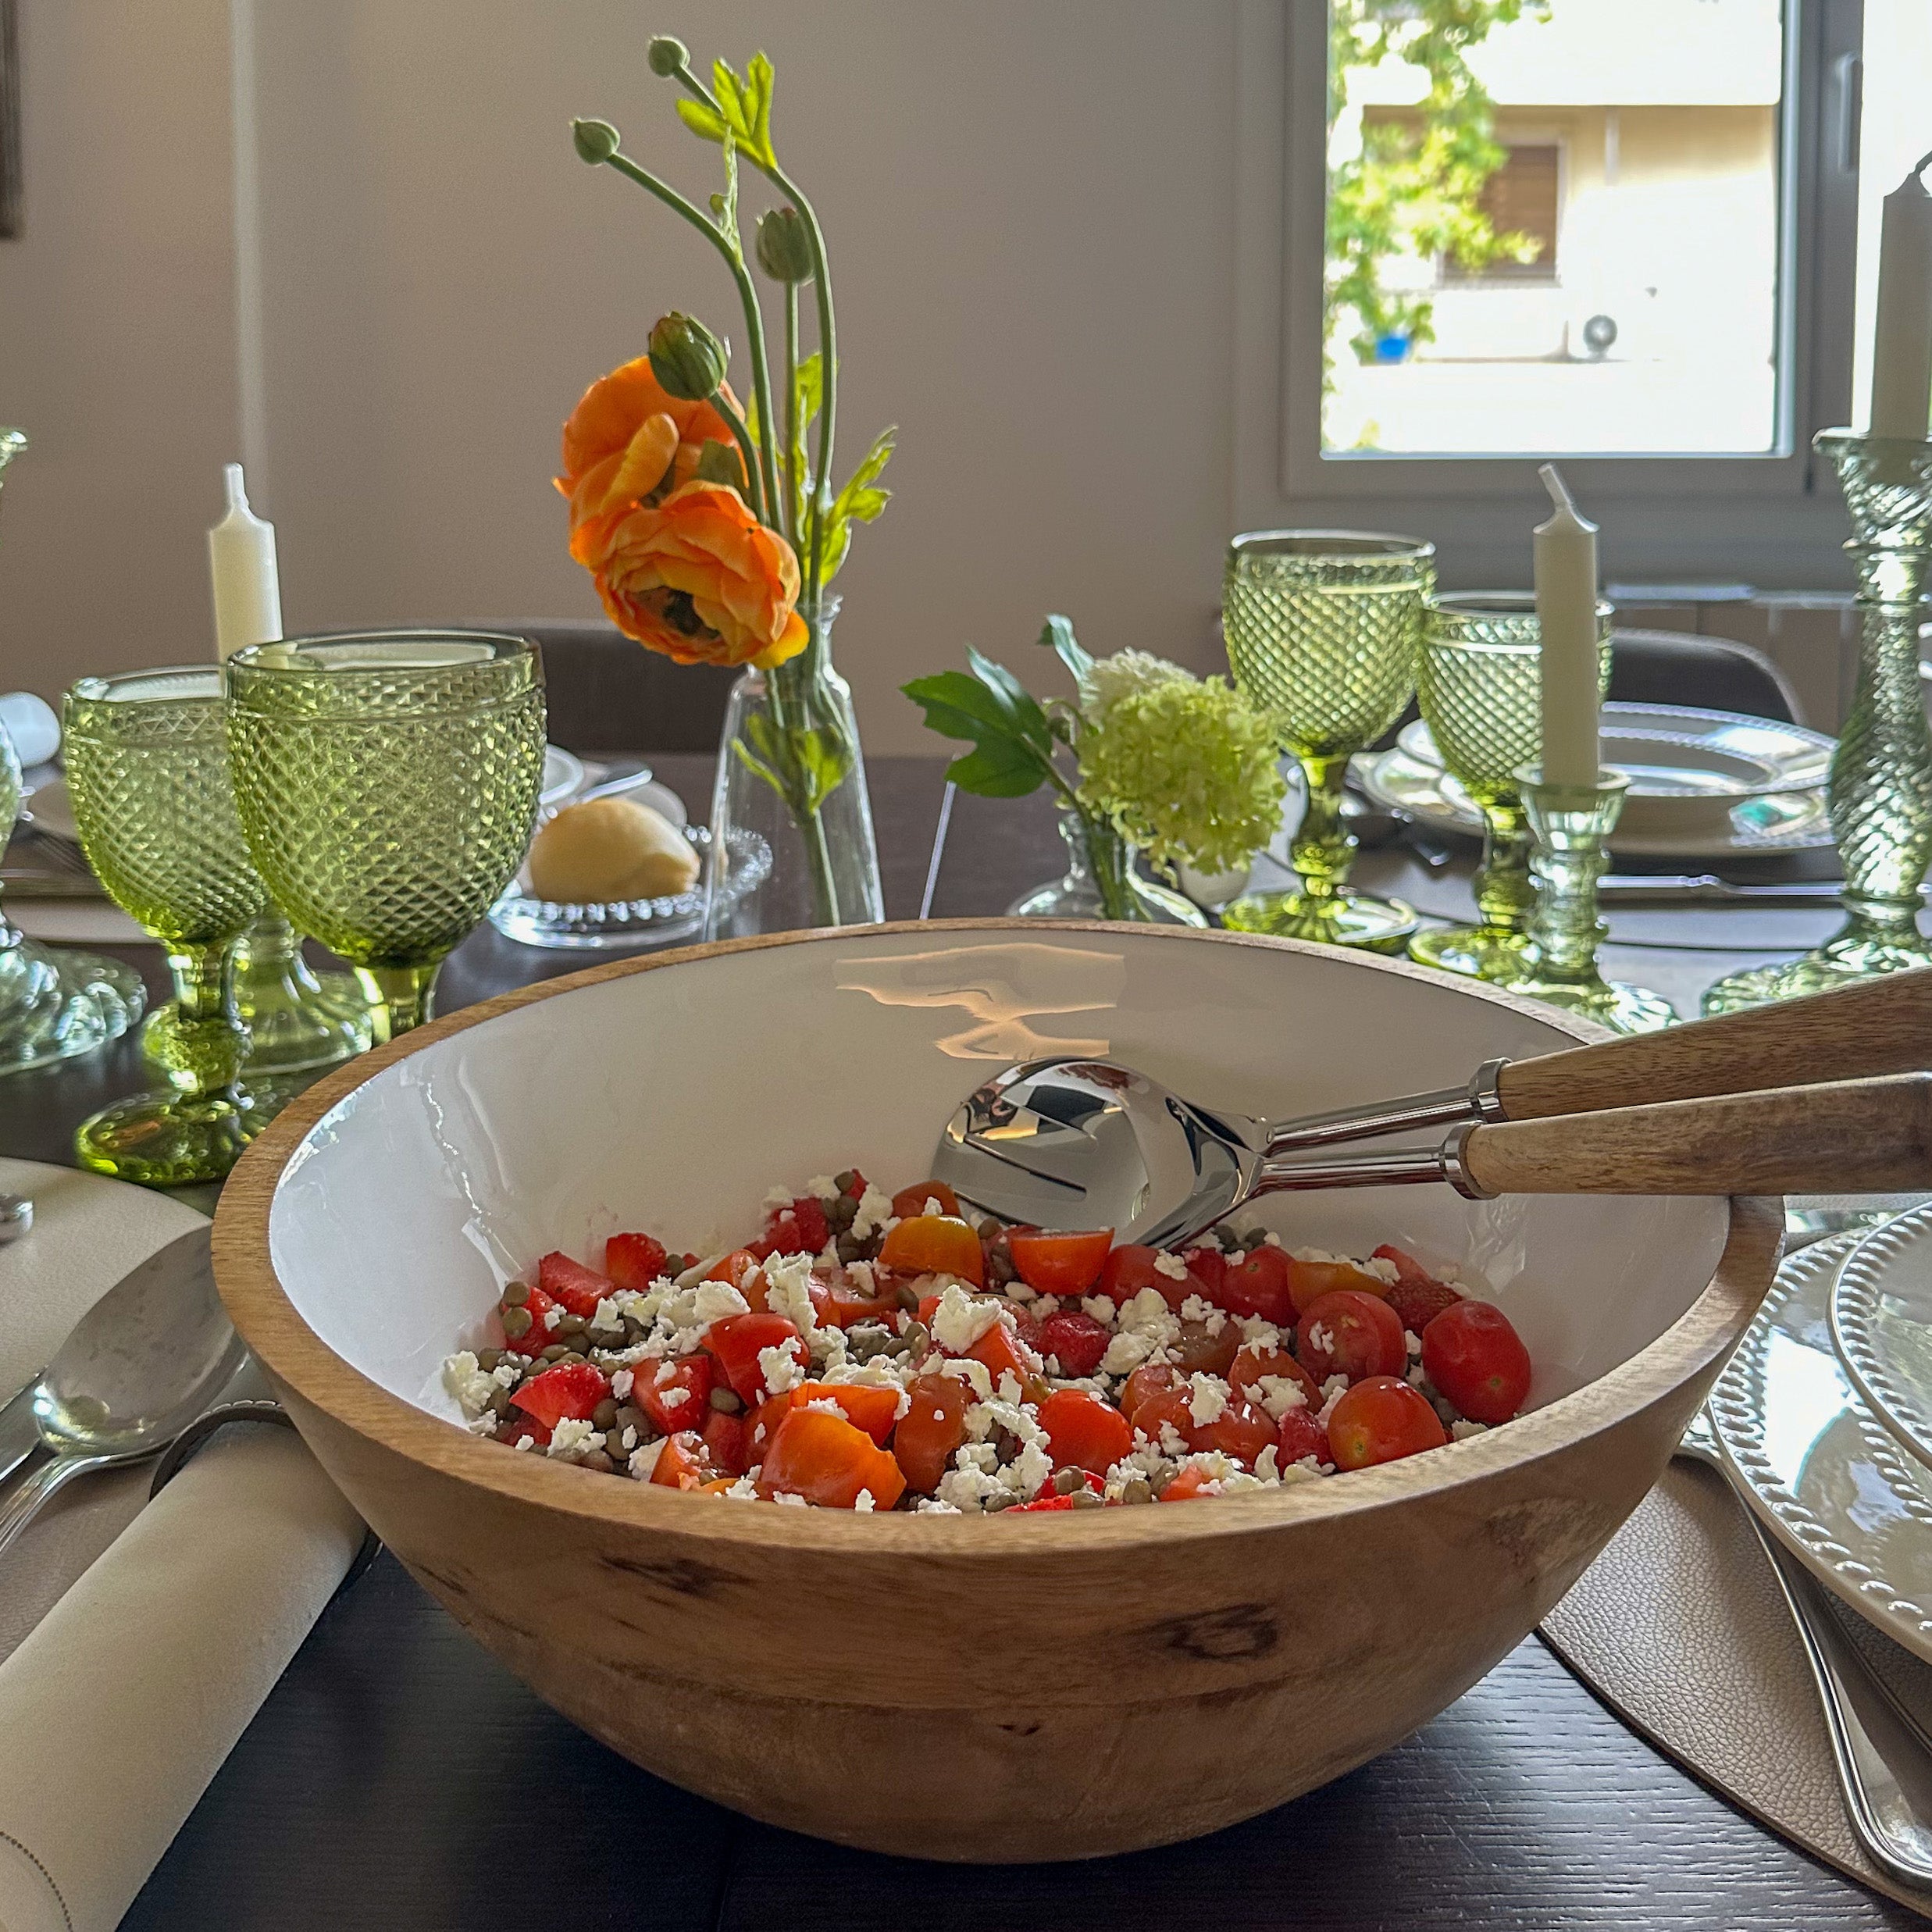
top-left (0, 0), bottom-right (239, 700)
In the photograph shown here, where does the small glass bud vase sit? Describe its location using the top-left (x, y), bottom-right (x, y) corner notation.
top-left (1513, 765), bottom-right (1674, 1036)
top-left (1008, 800), bottom-right (1207, 925)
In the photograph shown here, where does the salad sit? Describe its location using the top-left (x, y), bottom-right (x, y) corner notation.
top-left (442, 1171), bottom-right (1535, 1513)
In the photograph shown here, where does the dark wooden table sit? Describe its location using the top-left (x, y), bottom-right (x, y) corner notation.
top-left (4, 754), bottom-right (1916, 1930)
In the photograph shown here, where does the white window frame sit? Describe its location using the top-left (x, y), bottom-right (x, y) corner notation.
top-left (1232, 0), bottom-right (1866, 588)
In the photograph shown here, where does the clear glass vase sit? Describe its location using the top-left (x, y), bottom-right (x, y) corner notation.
top-left (705, 597), bottom-right (885, 939)
top-left (1008, 801), bottom-right (1208, 925)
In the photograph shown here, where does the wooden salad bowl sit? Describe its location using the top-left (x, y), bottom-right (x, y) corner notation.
top-left (212, 921), bottom-right (1781, 1861)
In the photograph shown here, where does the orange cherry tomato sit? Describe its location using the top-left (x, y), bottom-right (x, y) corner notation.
top-left (704, 1248), bottom-right (765, 1292)
top-left (788, 1380), bottom-right (903, 1446)
top-left (893, 1371), bottom-right (973, 1494)
top-left (878, 1214), bottom-right (986, 1289)
top-left (1325, 1375), bottom-right (1447, 1470)
top-left (1286, 1256), bottom-right (1391, 1317)
top-left (747, 1390), bottom-right (794, 1463)
top-left (757, 1408), bottom-right (907, 1510)
top-left (1039, 1388), bottom-right (1132, 1474)
top-left (650, 1431), bottom-right (718, 1490)
top-left (704, 1312), bottom-right (808, 1406)
top-left (822, 1278), bottom-right (901, 1328)
top-left (890, 1180), bottom-right (962, 1221)
top-left (1007, 1228), bottom-right (1114, 1297)
top-left (1228, 1344), bottom-right (1319, 1414)
top-left (967, 1316), bottom-right (1048, 1403)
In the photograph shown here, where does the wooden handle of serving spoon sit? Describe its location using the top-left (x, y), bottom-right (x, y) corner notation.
top-left (1462, 1071), bottom-right (1932, 1198)
top-left (1494, 969), bottom-right (1932, 1122)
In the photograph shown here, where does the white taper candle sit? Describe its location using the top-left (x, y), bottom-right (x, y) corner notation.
top-left (208, 463), bottom-right (283, 661)
top-left (1870, 155), bottom-right (1932, 441)
top-left (1534, 463), bottom-right (1601, 790)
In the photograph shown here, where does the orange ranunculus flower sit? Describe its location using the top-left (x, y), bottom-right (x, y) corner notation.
top-left (555, 356), bottom-right (743, 562)
top-left (586, 482), bottom-right (809, 671)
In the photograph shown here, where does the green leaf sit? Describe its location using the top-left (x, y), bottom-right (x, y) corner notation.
top-left (1038, 614), bottom-right (1093, 690)
top-left (746, 52), bottom-right (777, 169)
top-left (816, 425), bottom-right (895, 585)
top-left (964, 645), bottom-right (1055, 759)
top-left (693, 439), bottom-right (744, 488)
top-left (675, 98), bottom-right (729, 144)
top-left (902, 670), bottom-right (1057, 801)
top-left (942, 740), bottom-right (1051, 797)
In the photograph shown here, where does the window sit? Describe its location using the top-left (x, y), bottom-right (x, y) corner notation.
top-left (1441, 144), bottom-right (1561, 284)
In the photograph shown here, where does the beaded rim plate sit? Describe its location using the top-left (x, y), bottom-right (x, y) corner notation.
top-left (1830, 1207), bottom-right (1932, 1478)
top-left (1710, 1232), bottom-right (1932, 1663)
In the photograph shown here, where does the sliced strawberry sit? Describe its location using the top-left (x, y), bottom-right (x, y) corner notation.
top-left (538, 1250), bottom-right (615, 1318)
top-left (604, 1232), bottom-right (669, 1291)
top-left (510, 1360), bottom-right (610, 1429)
top-left (1386, 1273), bottom-right (1463, 1337)
top-left (764, 1196), bottom-right (831, 1257)
top-left (1039, 1309), bottom-right (1109, 1378)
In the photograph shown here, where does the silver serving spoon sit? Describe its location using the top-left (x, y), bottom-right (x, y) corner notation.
top-left (0, 1224), bottom-right (245, 1563)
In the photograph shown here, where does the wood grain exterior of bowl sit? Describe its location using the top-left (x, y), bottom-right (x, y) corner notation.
top-left (212, 921), bottom-right (1784, 1862)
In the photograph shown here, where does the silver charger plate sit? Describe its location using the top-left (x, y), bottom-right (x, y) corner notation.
top-left (1830, 1207), bottom-right (1932, 1478)
top-left (1710, 1233), bottom-right (1932, 1666)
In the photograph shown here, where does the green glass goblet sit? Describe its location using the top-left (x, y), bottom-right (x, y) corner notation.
top-left (1220, 530), bottom-right (1434, 953)
top-left (1410, 591), bottom-right (1613, 985)
top-left (62, 668), bottom-right (266, 1185)
top-left (224, 632), bottom-right (547, 1041)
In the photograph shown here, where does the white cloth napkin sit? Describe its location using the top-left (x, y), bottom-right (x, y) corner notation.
top-left (0, 1424), bottom-right (365, 1932)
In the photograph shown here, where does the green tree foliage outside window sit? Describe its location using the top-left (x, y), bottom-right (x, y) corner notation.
top-left (1325, 0), bottom-right (1552, 373)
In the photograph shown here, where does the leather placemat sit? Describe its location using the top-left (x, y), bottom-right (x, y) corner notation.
top-left (1542, 1454), bottom-right (1932, 1916)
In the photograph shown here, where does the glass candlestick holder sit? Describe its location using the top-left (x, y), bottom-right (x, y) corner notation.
top-left (1513, 765), bottom-right (1674, 1036)
top-left (1705, 432), bottom-right (1932, 1014)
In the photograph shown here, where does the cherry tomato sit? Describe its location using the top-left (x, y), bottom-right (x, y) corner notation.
top-left (537, 1250), bottom-right (615, 1319)
top-left (1167, 1317), bottom-right (1239, 1377)
top-left (891, 1180), bottom-right (961, 1221)
top-left (757, 1408), bottom-right (907, 1510)
top-left (747, 1390), bottom-right (794, 1463)
top-left (1120, 1361), bottom-right (1179, 1423)
top-left (603, 1232), bottom-right (668, 1292)
top-left (1039, 1388), bottom-right (1132, 1474)
top-left (1286, 1256), bottom-right (1392, 1317)
top-left (787, 1380), bottom-right (902, 1446)
top-left (968, 1317), bottom-right (1049, 1405)
top-left (636, 1352), bottom-right (715, 1437)
top-left (763, 1196), bottom-right (830, 1257)
top-left (1130, 1387), bottom-right (1197, 1453)
top-left (704, 1248), bottom-right (765, 1290)
top-left (1296, 1289), bottom-right (1406, 1384)
top-left (1325, 1375), bottom-right (1447, 1470)
top-left (651, 1431), bottom-right (720, 1490)
top-left (1180, 1247), bottom-right (1227, 1304)
top-left (893, 1371), bottom-right (974, 1494)
top-left (1215, 1243), bottom-right (1296, 1324)
top-left (1275, 1405), bottom-right (1330, 1468)
top-left (509, 1360), bottom-right (611, 1430)
top-left (704, 1312), bottom-right (808, 1406)
top-left (1098, 1243), bottom-right (1167, 1303)
top-left (1421, 1299), bottom-right (1532, 1424)
top-left (1038, 1309), bottom-right (1110, 1377)
top-left (879, 1214), bottom-right (986, 1288)
top-left (821, 1278), bottom-right (901, 1328)
top-left (1228, 1344), bottom-right (1319, 1414)
top-left (1371, 1243), bottom-right (1434, 1289)
top-left (1190, 1398), bottom-right (1277, 1469)
top-left (1008, 1229), bottom-right (1114, 1297)
top-left (701, 1407), bottom-right (749, 1477)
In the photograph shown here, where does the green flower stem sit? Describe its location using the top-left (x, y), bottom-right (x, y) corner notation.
top-left (761, 658), bottom-right (840, 925)
top-left (599, 148), bottom-right (782, 530)
top-left (782, 283), bottom-right (801, 548)
top-left (708, 386), bottom-right (768, 525)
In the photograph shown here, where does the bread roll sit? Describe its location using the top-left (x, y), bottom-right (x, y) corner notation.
top-left (527, 796), bottom-right (699, 903)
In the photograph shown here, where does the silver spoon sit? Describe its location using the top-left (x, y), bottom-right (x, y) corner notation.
top-left (0, 1224), bottom-right (245, 1562)
top-left (0, 1192), bottom-right (31, 1243)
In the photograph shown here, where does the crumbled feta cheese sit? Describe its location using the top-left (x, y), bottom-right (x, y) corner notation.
top-left (611, 1367), bottom-right (635, 1400)
top-left (1317, 1375), bottom-right (1349, 1426)
top-left (1253, 1445), bottom-right (1281, 1482)
top-left (1451, 1417), bottom-right (1492, 1440)
top-left (1253, 1374), bottom-right (1308, 1420)
top-left (854, 1488), bottom-right (876, 1513)
top-left (758, 1343), bottom-right (804, 1395)
top-left (722, 1475), bottom-right (759, 1499)
top-left (923, 1196), bottom-right (945, 1217)
top-left (844, 1259), bottom-right (876, 1295)
top-left (441, 1351), bottom-right (497, 1417)
top-left (1264, 1231), bottom-right (1283, 1247)
top-left (1153, 1250), bottom-right (1189, 1281)
top-left (1362, 1254), bottom-right (1400, 1285)
top-left (515, 1435), bottom-right (535, 1452)
top-left (1006, 1278), bottom-right (1036, 1302)
top-left (620, 1426), bottom-right (637, 1451)
top-left (939, 1356), bottom-right (994, 1402)
top-left (762, 1184), bottom-right (795, 1211)
top-left (806, 1174), bottom-right (840, 1199)
top-left (658, 1385), bottom-right (692, 1410)
top-left (547, 1417), bottom-right (597, 1459)
top-left (1404, 1328), bottom-right (1423, 1358)
top-left (1305, 1321), bottom-right (1333, 1356)
top-left (693, 1279), bottom-right (751, 1324)
top-left (772, 1490), bottom-right (808, 1506)
top-left (1178, 1294), bottom-right (1213, 1323)
top-left (850, 1183), bottom-right (896, 1241)
top-left (1081, 1295), bottom-right (1117, 1326)
top-left (760, 1251), bottom-right (819, 1333)
top-left (1099, 1329), bottom-right (1157, 1377)
top-left (803, 1396), bottom-right (843, 1415)
top-left (543, 1306), bottom-right (562, 1331)
top-left (1188, 1374), bottom-right (1230, 1428)
top-left (931, 1281), bottom-right (1000, 1354)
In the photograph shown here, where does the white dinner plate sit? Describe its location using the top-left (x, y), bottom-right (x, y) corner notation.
top-left (540, 746), bottom-right (586, 808)
top-left (1830, 1207), bottom-right (1932, 1478)
top-left (1356, 746), bottom-right (1834, 859)
top-left (1709, 1232), bottom-right (1932, 1666)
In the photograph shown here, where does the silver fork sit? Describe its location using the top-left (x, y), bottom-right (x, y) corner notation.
top-left (1677, 1408), bottom-right (1932, 1885)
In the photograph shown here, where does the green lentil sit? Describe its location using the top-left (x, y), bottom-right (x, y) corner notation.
top-left (592, 1398), bottom-right (619, 1430)
top-left (501, 1306), bottom-right (533, 1341)
top-left (709, 1387), bottom-right (743, 1414)
top-left (501, 1281), bottom-right (529, 1306)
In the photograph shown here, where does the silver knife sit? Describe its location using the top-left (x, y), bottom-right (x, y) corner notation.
top-left (1599, 873), bottom-right (1845, 907)
top-left (0, 1372), bottom-right (45, 1488)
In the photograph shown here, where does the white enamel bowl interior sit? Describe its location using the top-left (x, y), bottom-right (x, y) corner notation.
top-left (267, 926), bottom-right (1727, 1428)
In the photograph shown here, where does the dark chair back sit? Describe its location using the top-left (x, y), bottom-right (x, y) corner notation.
top-left (487, 620), bottom-right (736, 754)
top-left (1606, 626), bottom-right (1801, 725)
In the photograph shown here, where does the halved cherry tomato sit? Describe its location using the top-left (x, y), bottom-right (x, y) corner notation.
top-left (1099, 1243), bottom-right (1169, 1304)
top-left (1007, 1229), bottom-right (1114, 1297)
top-left (1296, 1289), bottom-right (1406, 1384)
top-left (537, 1250), bottom-right (614, 1319)
top-left (1038, 1309), bottom-right (1110, 1378)
top-left (510, 1360), bottom-right (611, 1430)
top-left (1121, 1361), bottom-right (1179, 1423)
top-left (1130, 1386), bottom-right (1197, 1453)
top-left (757, 1409), bottom-right (907, 1510)
top-left (764, 1196), bottom-right (830, 1257)
top-left (501, 1412), bottom-right (551, 1449)
top-left (1228, 1343), bottom-right (1319, 1414)
top-left (968, 1316), bottom-right (1047, 1401)
top-left (636, 1352), bottom-right (715, 1437)
top-left (604, 1232), bottom-right (669, 1292)
top-left (747, 1391), bottom-right (794, 1463)
top-left (1276, 1405), bottom-right (1330, 1467)
top-left (1039, 1388), bottom-right (1132, 1474)
top-left (704, 1248), bottom-right (765, 1292)
top-left (704, 1312), bottom-right (808, 1406)
top-left (1167, 1317), bottom-right (1240, 1377)
top-left (891, 1180), bottom-right (961, 1221)
top-left (651, 1431), bottom-right (719, 1489)
top-left (1421, 1299), bottom-right (1531, 1424)
top-left (1286, 1255), bottom-right (1392, 1317)
top-left (1189, 1397), bottom-right (1277, 1469)
top-left (1214, 1243), bottom-right (1296, 1325)
top-left (503, 1281), bottom-right (564, 1356)
top-left (1010, 1491), bottom-right (1078, 1512)
top-left (893, 1371), bottom-right (973, 1493)
top-left (879, 1214), bottom-right (986, 1288)
top-left (822, 1276), bottom-right (901, 1328)
top-left (788, 1380), bottom-right (902, 1446)
top-left (1325, 1375), bottom-right (1447, 1470)
top-left (1371, 1242), bottom-right (1434, 1289)
top-left (1180, 1248), bottom-right (1228, 1305)
top-left (702, 1406), bottom-right (750, 1477)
